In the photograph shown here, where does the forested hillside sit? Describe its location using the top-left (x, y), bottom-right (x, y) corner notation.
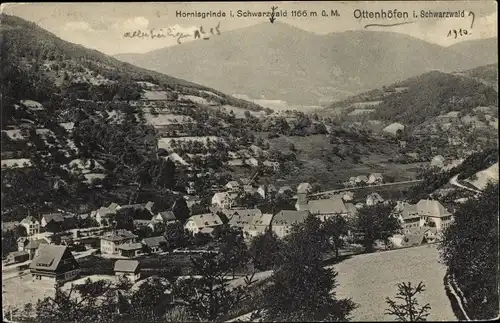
top-left (0, 14), bottom-right (269, 221)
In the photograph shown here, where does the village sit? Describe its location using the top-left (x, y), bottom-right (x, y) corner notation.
top-left (2, 165), bottom-right (461, 312)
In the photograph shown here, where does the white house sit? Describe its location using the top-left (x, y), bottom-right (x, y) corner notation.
top-left (367, 173), bottom-right (384, 185)
top-left (225, 181), bottom-right (241, 192)
top-left (400, 199), bottom-right (453, 233)
top-left (211, 192), bottom-right (234, 209)
top-left (20, 216), bottom-right (40, 236)
top-left (114, 260), bottom-right (141, 283)
top-left (184, 213), bottom-right (223, 235)
top-left (100, 230), bottom-right (138, 255)
top-left (366, 193), bottom-right (384, 206)
top-left (40, 213), bottom-right (65, 228)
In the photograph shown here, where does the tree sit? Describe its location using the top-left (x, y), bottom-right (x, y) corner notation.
top-left (172, 253), bottom-right (257, 321)
top-left (262, 215), bottom-right (357, 321)
top-left (248, 229), bottom-right (283, 271)
top-left (218, 228), bottom-right (249, 278)
top-left (172, 198), bottom-right (190, 224)
top-left (163, 222), bottom-right (190, 250)
top-left (16, 225), bottom-right (28, 237)
top-left (323, 215), bottom-right (349, 259)
top-left (2, 229), bottom-right (18, 257)
top-left (355, 203), bottom-right (401, 253)
top-left (439, 183), bottom-right (499, 320)
top-left (385, 282), bottom-right (431, 322)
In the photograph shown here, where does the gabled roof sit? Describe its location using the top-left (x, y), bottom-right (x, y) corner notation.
top-left (21, 216), bottom-right (39, 225)
top-left (94, 207), bottom-right (116, 218)
top-left (118, 243), bottom-right (143, 251)
top-left (416, 200), bottom-right (451, 218)
top-left (114, 260), bottom-right (140, 273)
top-left (212, 192), bottom-right (230, 200)
top-left (277, 186), bottom-right (292, 194)
top-left (402, 234), bottom-right (426, 247)
top-left (401, 204), bottom-right (420, 220)
top-left (301, 198), bottom-right (347, 215)
top-left (101, 230), bottom-right (138, 242)
top-left (187, 213), bottom-right (223, 228)
top-left (356, 175), bottom-right (369, 182)
top-left (370, 173), bottom-right (383, 179)
top-left (108, 202), bottom-right (120, 211)
top-left (156, 211), bottom-right (177, 222)
top-left (42, 213), bottom-right (65, 223)
top-left (272, 210), bottom-right (310, 226)
top-left (228, 209), bottom-right (263, 227)
top-left (25, 238), bottom-right (49, 249)
top-left (226, 181), bottom-right (240, 188)
top-left (29, 244), bottom-right (72, 271)
top-left (251, 213), bottom-right (274, 227)
top-left (142, 236), bottom-right (167, 247)
top-left (297, 182), bottom-right (312, 194)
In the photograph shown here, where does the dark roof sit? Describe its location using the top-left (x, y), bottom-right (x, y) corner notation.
top-left (114, 260), bottom-right (140, 273)
top-left (29, 244), bottom-right (72, 271)
top-left (43, 213), bottom-right (65, 223)
top-left (142, 236), bottom-right (166, 247)
top-left (272, 210), bottom-right (310, 226)
top-left (157, 211), bottom-right (176, 222)
top-left (118, 243), bottom-right (143, 251)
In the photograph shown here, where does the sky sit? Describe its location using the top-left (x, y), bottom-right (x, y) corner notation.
top-left (1, 1), bottom-right (497, 55)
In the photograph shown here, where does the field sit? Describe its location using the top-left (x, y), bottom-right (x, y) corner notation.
top-left (332, 244), bottom-right (456, 321)
top-left (2, 273), bottom-right (55, 311)
top-left (265, 134), bottom-right (421, 188)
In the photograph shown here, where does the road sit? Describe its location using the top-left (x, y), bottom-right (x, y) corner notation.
top-left (449, 175), bottom-right (481, 194)
top-left (310, 179), bottom-right (424, 197)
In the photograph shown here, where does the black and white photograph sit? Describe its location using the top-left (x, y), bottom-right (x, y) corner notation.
top-left (1, 1), bottom-right (498, 322)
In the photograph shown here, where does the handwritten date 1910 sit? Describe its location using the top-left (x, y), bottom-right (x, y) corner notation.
top-left (447, 28), bottom-right (470, 39)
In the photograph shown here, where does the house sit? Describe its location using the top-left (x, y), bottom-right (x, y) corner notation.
top-left (355, 175), bottom-right (369, 185)
top-left (141, 236), bottom-right (167, 253)
top-left (20, 216), bottom-right (40, 236)
top-left (184, 213), bottom-right (223, 235)
top-left (6, 251), bottom-right (29, 264)
top-left (431, 155), bottom-right (445, 168)
top-left (114, 260), bottom-right (141, 283)
top-left (148, 211), bottom-right (177, 230)
top-left (262, 160), bottom-right (280, 171)
top-left (400, 204), bottom-right (422, 233)
top-left (399, 140), bottom-right (407, 148)
top-left (211, 192), bottom-right (234, 209)
top-left (227, 209), bottom-right (263, 229)
top-left (382, 122), bottom-right (405, 136)
top-left (416, 199), bottom-right (453, 231)
top-left (245, 158), bottom-right (259, 167)
top-left (297, 182), bottom-right (312, 194)
top-left (145, 201), bottom-right (155, 213)
top-left (225, 181), bottom-right (241, 192)
top-left (256, 184), bottom-right (277, 199)
top-left (22, 238), bottom-right (49, 259)
top-left (100, 230), bottom-right (138, 255)
top-left (91, 206), bottom-right (116, 226)
top-left (40, 213), bottom-right (65, 228)
top-left (366, 193), bottom-right (384, 206)
top-left (400, 199), bottom-right (453, 233)
top-left (347, 177), bottom-right (358, 187)
top-left (271, 210), bottom-right (310, 239)
top-left (277, 186), bottom-right (293, 195)
top-left (244, 213), bottom-right (274, 239)
top-left (367, 173), bottom-right (384, 185)
top-left (118, 243), bottom-right (144, 258)
top-left (296, 198), bottom-right (348, 221)
top-left (401, 233), bottom-right (427, 248)
top-left (29, 245), bottom-right (80, 283)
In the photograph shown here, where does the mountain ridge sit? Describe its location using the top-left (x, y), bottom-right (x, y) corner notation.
top-left (114, 22), bottom-right (496, 106)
